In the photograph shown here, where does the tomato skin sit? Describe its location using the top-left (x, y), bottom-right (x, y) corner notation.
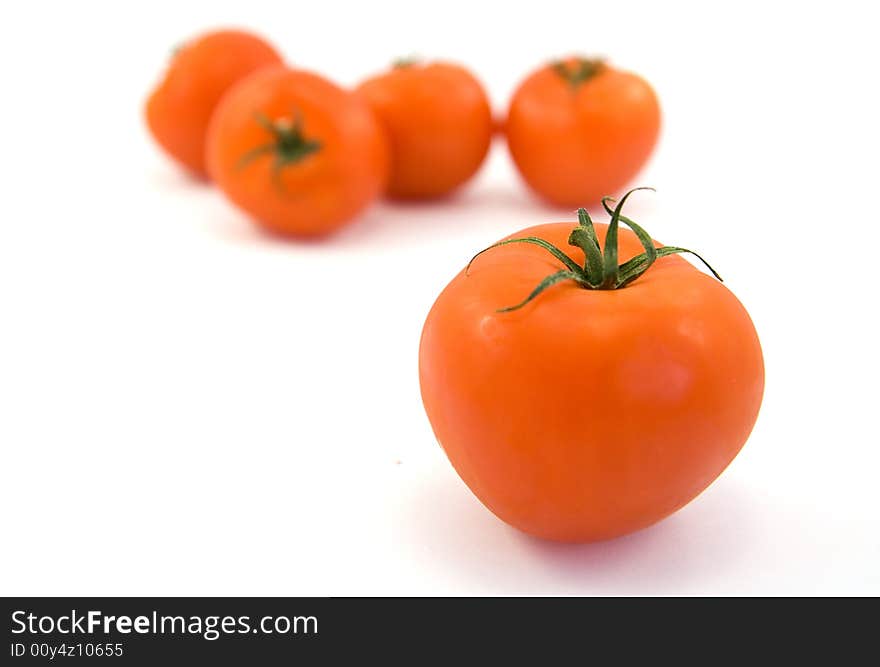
top-left (356, 62), bottom-right (493, 199)
top-left (505, 61), bottom-right (661, 207)
top-left (419, 223), bottom-right (763, 542)
top-left (206, 66), bottom-right (389, 237)
top-left (145, 30), bottom-right (282, 178)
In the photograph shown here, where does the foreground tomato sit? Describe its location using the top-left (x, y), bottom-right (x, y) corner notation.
top-left (419, 189), bottom-right (763, 542)
top-left (206, 66), bottom-right (389, 237)
top-left (145, 29), bottom-right (283, 178)
top-left (505, 57), bottom-right (660, 207)
top-left (356, 60), bottom-right (493, 199)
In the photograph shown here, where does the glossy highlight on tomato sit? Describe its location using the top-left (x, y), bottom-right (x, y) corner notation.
top-left (419, 193), bottom-right (763, 542)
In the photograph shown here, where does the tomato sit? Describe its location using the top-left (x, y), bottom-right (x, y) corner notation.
top-left (419, 190), bottom-right (763, 542)
top-left (206, 66), bottom-right (389, 237)
top-left (505, 57), bottom-right (661, 207)
top-left (356, 61), bottom-right (493, 199)
top-left (145, 29), bottom-right (283, 178)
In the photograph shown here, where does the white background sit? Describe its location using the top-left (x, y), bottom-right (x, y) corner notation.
top-left (1, 1), bottom-right (878, 595)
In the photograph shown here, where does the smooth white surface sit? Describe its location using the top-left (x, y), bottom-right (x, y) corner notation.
top-left (1, 1), bottom-right (878, 595)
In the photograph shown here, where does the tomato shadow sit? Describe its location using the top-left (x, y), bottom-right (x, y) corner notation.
top-left (146, 165), bottom-right (211, 191)
top-left (204, 182), bottom-right (558, 252)
top-left (334, 185), bottom-right (554, 248)
top-left (402, 469), bottom-right (758, 595)
top-left (510, 487), bottom-right (757, 595)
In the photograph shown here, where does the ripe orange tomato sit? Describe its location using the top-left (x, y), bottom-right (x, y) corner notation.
top-left (419, 192), bottom-right (763, 542)
top-left (206, 66), bottom-right (389, 237)
top-left (145, 29), bottom-right (282, 178)
top-left (356, 61), bottom-right (493, 199)
top-left (505, 57), bottom-right (661, 207)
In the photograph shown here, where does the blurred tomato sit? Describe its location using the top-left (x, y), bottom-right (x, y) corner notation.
top-left (145, 29), bottom-right (282, 178)
top-left (357, 61), bottom-right (492, 199)
top-left (505, 57), bottom-right (660, 206)
top-left (206, 66), bottom-right (389, 237)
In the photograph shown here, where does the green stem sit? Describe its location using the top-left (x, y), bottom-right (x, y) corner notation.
top-left (392, 56), bottom-right (420, 68)
top-left (497, 270), bottom-right (585, 313)
top-left (601, 187), bottom-right (653, 288)
top-left (552, 57), bottom-right (605, 87)
top-left (467, 237), bottom-right (586, 277)
top-left (467, 188), bottom-right (723, 312)
top-left (569, 209), bottom-right (603, 286)
top-left (237, 111), bottom-right (322, 188)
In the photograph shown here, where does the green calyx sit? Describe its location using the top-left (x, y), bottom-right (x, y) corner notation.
top-left (466, 187), bottom-right (722, 313)
top-left (392, 55), bottom-right (420, 69)
top-left (552, 57), bottom-right (605, 87)
top-left (237, 111), bottom-right (321, 186)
